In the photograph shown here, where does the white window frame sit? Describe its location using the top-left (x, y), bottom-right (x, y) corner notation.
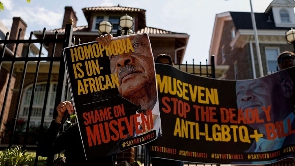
top-left (92, 15), bottom-right (124, 34)
top-left (280, 9), bottom-right (290, 23)
top-left (108, 16), bottom-right (121, 32)
top-left (265, 47), bottom-right (280, 74)
top-left (93, 16), bottom-right (104, 31)
top-left (19, 83), bottom-right (58, 126)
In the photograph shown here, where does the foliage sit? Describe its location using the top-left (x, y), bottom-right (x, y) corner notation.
top-left (0, 2), bottom-right (3, 11)
top-left (29, 156), bottom-right (47, 166)
top-left (0, 147), bottom-right (47, 166)
top-left (0, 0), bottom-right (30, 11)
top-left (3, 119), bottom-right (48, 145)
top-left (0, 146), bottom-right (34, 166)
top-left (4, 118), bottom-right (27, 137)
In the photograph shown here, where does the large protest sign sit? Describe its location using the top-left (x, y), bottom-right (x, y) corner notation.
top-left (150, 64), bottom-right (295, 165)
top-left (63, 33), bottom-right (160, 160)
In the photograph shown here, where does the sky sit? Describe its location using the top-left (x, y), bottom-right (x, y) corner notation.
top-left (0, 0), bottom-right (273, 64)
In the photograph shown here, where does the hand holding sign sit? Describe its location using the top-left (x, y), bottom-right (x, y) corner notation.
top-left (55, 101), bottom-right (74, 124)
top-left (96, 34), bottom-right (113, 46)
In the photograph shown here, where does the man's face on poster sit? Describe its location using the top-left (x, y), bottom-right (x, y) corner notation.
top-left (236, 79), bottom-right (272, 119)
top-left (109, 35), bottom-right (155, 101)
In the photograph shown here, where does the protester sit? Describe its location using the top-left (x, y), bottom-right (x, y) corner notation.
top-left (37, 101), bottom-right (116, 166)
top-left (277, 51), bottom-right (295, 70)
top-left (155, 54), bottom-right (174, 65)
top-left (236, 70), bottom-right (295, 152)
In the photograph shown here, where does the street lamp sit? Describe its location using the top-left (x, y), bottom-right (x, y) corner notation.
top-left (98, 20), bottom-right (112, 35)
top-left (285, 28), bottom-right (295, 52)
top-left (120, 14), bottom-right (133, 35)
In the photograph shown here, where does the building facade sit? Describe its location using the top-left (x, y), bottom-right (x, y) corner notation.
top-left (34, 5), bottom-right (190, 64)
top-left (209, 0), bottom-right (295, 165)
top-left (0, 4), bottom-right (227, 165)
top-left (0, 5), bottom-right (189, 165)
top-left (0, 5), bottom-right (191, 134)
top-left (210, 0), bottom-right (295, 80)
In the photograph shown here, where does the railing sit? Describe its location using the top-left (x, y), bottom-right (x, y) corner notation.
top-left (176, 57), bottom-right (215, 78)
top-left (0, 23), bottom-right (73, 166)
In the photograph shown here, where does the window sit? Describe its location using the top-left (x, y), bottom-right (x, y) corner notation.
top-left (21, 83), bottom-right (57, 118)
top-left (280, 9), bottom-right (290, 23)
top-left (94, 16), bottom-right (104, 30)
top-left (93, 15), bottom-right (128, 33)
top-left (265, 48), bottom-right (279, 73)
top-left (20, 83), bottom-right (58, 126)
top-left (20, 83), bottom-right (71, 125)
top-left (108, 16), bottom-right (120, 31)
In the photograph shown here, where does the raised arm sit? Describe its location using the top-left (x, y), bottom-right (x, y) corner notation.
top-left (37, 101), bottom-right (74, 156)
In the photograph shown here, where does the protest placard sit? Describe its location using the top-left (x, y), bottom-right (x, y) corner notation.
top-left (64, 33), bottom-right (160, 159)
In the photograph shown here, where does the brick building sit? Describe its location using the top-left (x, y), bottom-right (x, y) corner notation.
top-left (210, 0), bottom-right (295, 80)
top-left (0, 17), bottom-right (40, 140)
top-left (209, 0), bottom-right (295, 165)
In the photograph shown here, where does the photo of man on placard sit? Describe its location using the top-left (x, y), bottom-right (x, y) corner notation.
top-left (236, 70), bottom-right (295, 153)
top-left (96, 33), bottom-right (161, 137)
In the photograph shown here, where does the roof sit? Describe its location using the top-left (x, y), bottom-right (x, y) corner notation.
top-left (82, 5), bottom-right (146, 13)
top-left (82, 5), bottom-right (147, 29)
top-left (136, 26), bottom-right (187, 35)
top-left (33, 25), bottom-right (189, 65)
top-left (230, 11), bottom-right (290, 31)
top-left (35, 25), bottom-right (188, 35)
top-left (33, 5), bottom-right (188, 36)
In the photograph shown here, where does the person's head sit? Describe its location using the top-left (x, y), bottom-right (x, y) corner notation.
top-left (236, 70), bottom-right (293, 128)
top-left (277, 51), bottom-right (295, 70)
top-left (109, 34), bottom-right (156, 109)
top-left (155, 54), bottom-right (173, 66)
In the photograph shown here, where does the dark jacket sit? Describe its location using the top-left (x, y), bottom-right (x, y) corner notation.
top-left (38, 120), bottom-right (115, 166)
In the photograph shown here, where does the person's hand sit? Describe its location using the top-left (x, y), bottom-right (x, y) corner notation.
top-left (55, 101), bottom-right (74, 124)
top-left (95, 34), bottom-right (113, 46)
